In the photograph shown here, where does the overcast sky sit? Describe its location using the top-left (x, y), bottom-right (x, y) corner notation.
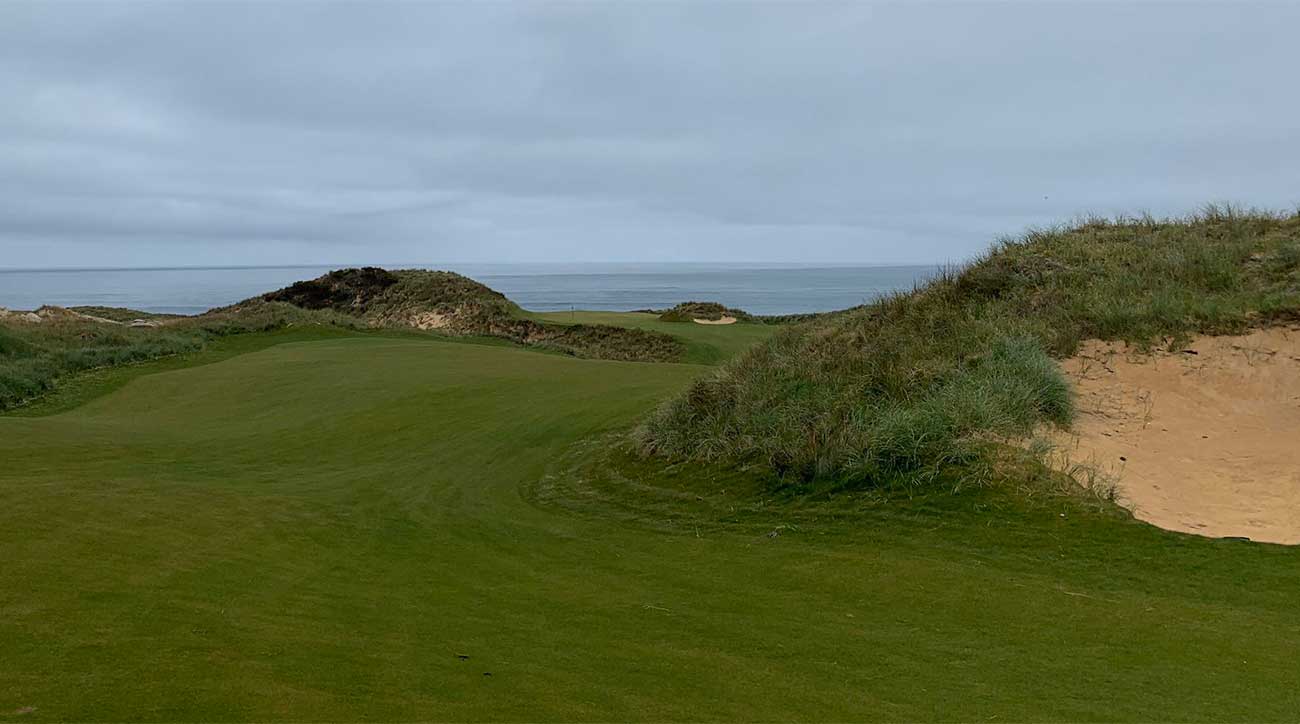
top-left (2, 2), bottom-right (1298, 268)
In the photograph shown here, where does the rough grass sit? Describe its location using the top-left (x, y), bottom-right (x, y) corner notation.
top-left (639, 206), bottom-right (1300, 486)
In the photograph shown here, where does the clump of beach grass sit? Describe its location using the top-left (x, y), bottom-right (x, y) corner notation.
top-left (637, 205), bottom-right (1300, 487)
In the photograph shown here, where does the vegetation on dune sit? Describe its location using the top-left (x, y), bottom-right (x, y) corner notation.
top-left (259, 267), bottom-right (685, 362)
top-left (639, 207), bottom-right (1300, 487)
top-left (261, 267), bottom-right (517, 321)
top-left (658, 301), bottom-right (753, 322)
top-left (261, 266), bottom-right (405, 313)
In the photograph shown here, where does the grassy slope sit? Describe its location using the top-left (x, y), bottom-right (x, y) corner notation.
top-left (2, 331), bottom-right (1298, 721)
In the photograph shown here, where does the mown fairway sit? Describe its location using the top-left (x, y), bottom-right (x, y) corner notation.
top-left (3, 328), bottom-right (1299, 720)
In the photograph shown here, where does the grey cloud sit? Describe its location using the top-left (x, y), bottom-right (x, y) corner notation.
top-left (1, 2), bottom-right (1298, 268)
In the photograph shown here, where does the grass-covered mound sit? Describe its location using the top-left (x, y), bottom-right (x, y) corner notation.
top-left (658, 301), bottom-right (752, 322)
top-left (0, 303), bottom-right (358, 411)
top-left (638, 207), bottom-right (1300, 486)
top-left (262, 267), bottom-right (517, 322)
top-left (258, 268), bottom-right (684, 362)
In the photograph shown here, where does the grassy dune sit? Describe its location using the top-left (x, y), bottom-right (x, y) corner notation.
top-left (2, 322), bottom-right (1299, 720)
top-left (640, 208), bottom-right (1300, 486)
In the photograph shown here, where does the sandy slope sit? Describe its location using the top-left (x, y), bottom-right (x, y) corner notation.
top-left (1058, 327), bottom-right (1300, 544)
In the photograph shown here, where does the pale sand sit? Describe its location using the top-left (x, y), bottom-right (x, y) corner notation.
top-left (1058, 327), bottom-right (1300, 544)
top-left (693, 316), bottom-right (738, 325)
top-left (410, 311), bottom-right (450, 330)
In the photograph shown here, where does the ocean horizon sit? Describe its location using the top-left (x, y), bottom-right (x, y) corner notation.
top-left (0, 262), bottom-right (939, 316)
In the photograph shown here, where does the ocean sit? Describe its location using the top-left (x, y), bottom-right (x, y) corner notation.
top-left (0, 263), bottom-right (937, 317)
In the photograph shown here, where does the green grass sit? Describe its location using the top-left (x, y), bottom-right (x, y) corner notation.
top-left (2, 331), bottom-right (1299, 720)
top-left (640, 207), bottom-right (1300, 485)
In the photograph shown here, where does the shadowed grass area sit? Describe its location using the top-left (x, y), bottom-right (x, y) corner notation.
top-left (2, 333), bottom-right (1298, 720)
top-left (639, 207), bottom-right (1300, 486)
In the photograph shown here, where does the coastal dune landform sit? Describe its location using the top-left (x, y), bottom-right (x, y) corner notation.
top-left (2, 208), bottom-right (1300, 719)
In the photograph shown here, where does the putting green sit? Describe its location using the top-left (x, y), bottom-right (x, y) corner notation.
top-left (2, 334), bottom-right (1298, 720)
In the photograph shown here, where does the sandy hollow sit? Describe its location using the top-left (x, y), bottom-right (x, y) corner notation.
top-left (693, 316), bottom-right (738, 325)
top-left (1055, 326), bottom-right (1300, 544)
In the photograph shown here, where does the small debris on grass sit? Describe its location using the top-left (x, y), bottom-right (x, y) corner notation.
top-left (482, 672), bottom-right (492, 677)
top-left (767, 529), bottom-right (780, 539)
top-left (455, 653), bottom-right (470, 661)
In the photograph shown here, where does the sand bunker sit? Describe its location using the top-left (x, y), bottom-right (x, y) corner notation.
top-left (1058, 327), bottom-right (1300, 544)
top-left (693, 316), bottom-right (737, 325)
top-left (410, 311), bottom-right (450, 330)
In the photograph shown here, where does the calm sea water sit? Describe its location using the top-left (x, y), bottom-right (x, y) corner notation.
top-left (0, 263), bottom-right (936, 317)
